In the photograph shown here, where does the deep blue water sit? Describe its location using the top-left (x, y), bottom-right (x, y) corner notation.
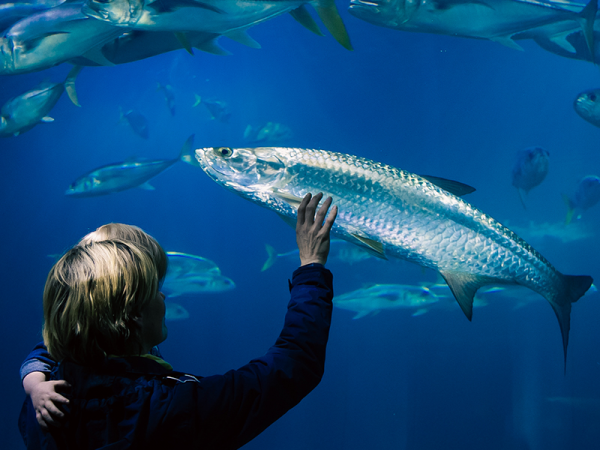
top-left (2, 2), bottom-right (600, 449)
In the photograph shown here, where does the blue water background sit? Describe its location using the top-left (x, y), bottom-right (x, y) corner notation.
top-left (2, 4), bottom-right (600, 449)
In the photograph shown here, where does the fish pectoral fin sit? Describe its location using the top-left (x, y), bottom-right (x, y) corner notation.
top-left (489, 36), bottom-right (524, 51)
top-left (440, 271), bottom-right (495, 320)
top-left (80, 45), bottom-right (115, 67)
top-left (41, 116), bottom-right (54, 122)
top-left (272, 190), bottom-right (304, 208)
top-left (350, 233), bottom-right (387, 260)
top-left (290, 5), bottom-right (324, 36)
top-left (138, 182), bottom-right (155, 190)
top-left (419, 175), bottom-right (476, 196)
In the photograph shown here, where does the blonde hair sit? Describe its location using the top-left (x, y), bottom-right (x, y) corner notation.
top-left (43, 227), bottom-right (167, 365)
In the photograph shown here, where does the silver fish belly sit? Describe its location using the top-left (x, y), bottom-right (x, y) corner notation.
top-left (195, 146), bottom-right (593, 363)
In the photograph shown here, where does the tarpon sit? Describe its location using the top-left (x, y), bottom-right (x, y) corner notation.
top-left (82, 0), bottom-right (352, 50)
top-left (0, 2), bottom-right (123, 75)
top-left (195, 146), bottom-right (593, 364)
top-left (348, 0), bottom-right (596, 52)
top-left (66, 134), bottom-right (196, 197)
top-left (0, 65), bottom-right (81, 137)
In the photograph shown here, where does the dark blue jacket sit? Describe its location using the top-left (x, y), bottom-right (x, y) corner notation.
top-left (19, 264), bottom-right (333, 450)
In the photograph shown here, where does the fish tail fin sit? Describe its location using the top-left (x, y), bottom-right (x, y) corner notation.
top-left (577, 0), bottom-right (597, 64)
top-left (192, 94), bottom-right (202, 107)
top-left (179, 134), bottom-right (199, 167)
top-left (289, 5), bottom-right (324, 36)
top-left (562, 193), bottom-right (575, 225)
top-left (314, 0), bottom-right (353, 50)
top-left (261, 244), bottom-right (278, 271)
top-left (64, 65), bottom-right (83, 107)
top-left (550, 274), bottom-right (593, 371)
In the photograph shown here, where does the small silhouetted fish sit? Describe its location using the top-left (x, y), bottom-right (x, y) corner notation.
top-left (574, 88), bottom-right (600, 128)
top-left (564, 175), bottom-right (600, 224)
top-left (120, 107), bottom-right (149, 139)
top-left (244, 122), bottom-right (293, 144)
top-left (157, 82), bottom-right (175, 116)
top-left (192, 95), bottom-right (230, 123)
top-left (511, 146), bottom-right (549, 208)
top-left (165, 301), bottom-right (190, 321)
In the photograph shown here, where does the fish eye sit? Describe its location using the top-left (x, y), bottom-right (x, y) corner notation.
top-left (216, 147), bottom-right (233, 157)
top-left (588, 93), bottom-right (597, 101)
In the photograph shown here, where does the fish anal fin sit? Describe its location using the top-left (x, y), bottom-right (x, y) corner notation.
top-left (314, 0), bottom-right (353, 50)
top-left (138, 182), bottom-right (155, 190)
top-left (174, 32), bottom-right (194, 55)
top-left (81, 45), bottom-right (115, 67)
top-left (290, 5), bottom-right (324, 36)
top-left (440, 271), bottom-right (496, 320)
top-left (350, 234), bottom-right (387, 260)
top-left (412, 308), bottom-right (429, 317)
top-left (352, 310), bottom-right (372, 319)
top-left (64, 65), bottom-right (83, 107)
top-left (275, 212), bottom-right (297, 229)
top-left (419, 175), bottom-right (476, 196)
top-left (490, 36), bottom-right (524, 51)
top-left (224, 29), bottom-right (261, 49)
top-left (192, 36), bottom-right (231, 55)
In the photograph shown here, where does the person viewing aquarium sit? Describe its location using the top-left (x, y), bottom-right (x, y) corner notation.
top-left (19, 192), bottom-right (337, 449)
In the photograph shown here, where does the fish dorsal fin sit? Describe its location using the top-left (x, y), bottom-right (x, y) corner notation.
top-left (350, 233), bottom-right (387, 260)
top-left (174, 32), bottom-right (194, 55)
top-left (272, 190), bottom-right (304, 208)
top-left (439, 271), bottom-right (495, 320)
top-left (419, 175), bottom-right (476, 196)
top-left (289, 5), bottom-right (324, 36)
top-left (314, 0), bottom-right (352, 50)
top-left (224, 29), bottom-right (261, 49)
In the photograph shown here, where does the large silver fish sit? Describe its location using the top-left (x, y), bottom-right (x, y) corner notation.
top-left (0, 65), bottom-right (81, 137)
top-left (0, 2), bottom-right (123, 75)
top-left (348, 0), bottom-right (596, 52)
top-left (195, 146), bottom-right (593, 363)
top-left (82, 0), bottom-right (352, 50)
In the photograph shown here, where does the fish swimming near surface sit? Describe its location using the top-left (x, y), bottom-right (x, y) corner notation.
top-left (0, 65), bottom-right (81, 137)
top-left (157, 82), bottom-right (175, 116)
top-left (334, 284), bottom-right (440, 319)
top-left (574, 88), bottom-right (600, 128)
top-left (244, 122), bottom-right (293, 144)
top-left (120, 107), bottom-right (149, 139)
top-left (563, 175), bottom-right (600, 224)
top-left (193, 95), bottom-right (230, 123)
top-left (66, 134), bottom-right (196, 197)
top-left (348, 0), bottom-right (597, 53)
top-left (261, 239), bottom-right (374, 271)
top-left (195, 146), bottom-right (593, 364)
top-left (165, 301), bottom-right (190, 320)
top-left (0, 2), bottom-right (123, 75)
top-left (511, 146), bottom-right (550, 208)
top-left (81, 0), bottom-right (352, 50)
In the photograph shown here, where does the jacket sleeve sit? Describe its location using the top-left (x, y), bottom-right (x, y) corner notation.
top-left (166, 264), bottom-right (334, 450)
top-left (20, 341), bottom-right (57, 382)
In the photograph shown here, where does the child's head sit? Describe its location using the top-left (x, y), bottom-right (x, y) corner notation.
top-left (43, 224), bottom-right (168, 365)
